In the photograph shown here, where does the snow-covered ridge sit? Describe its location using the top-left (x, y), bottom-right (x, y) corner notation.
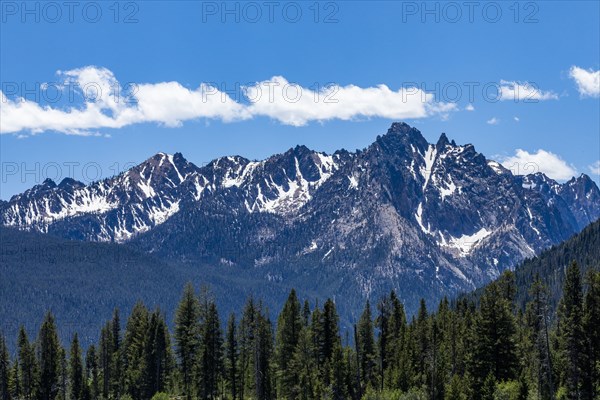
top-left (1, 152), bottom-right (197, 238)
top-left (2, 123), bottom-right (598, 252)
top-left (0, 148), bottom-right (341, 240)
top-left (217, 151), bottom-right (339, 214)
top-left (2, 184), bottom-right (119, 227)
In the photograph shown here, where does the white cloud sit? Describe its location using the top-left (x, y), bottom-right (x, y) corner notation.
top-left (514, 116), bottom-right (520, 122)
top-left (498, 80), bottom-right (558, 102)
top-left (134, 81), bottom-right (251, 127)
top-left (499, 149), bottom-right (577, 180)
top-left (0, 66), bottom-right (457, 135)
top-left (569, 66), bottom-right (600, 98)
top-left (589, 160), bottom-right (600, 175)
top-left (242, 76), bottom-right (456, 127)
top-left (0, 66), bottom-right (250, 135)
top-left (465, 104), bottom-right (475, 111)
top-left (487, 117), bottom-right (500, 125)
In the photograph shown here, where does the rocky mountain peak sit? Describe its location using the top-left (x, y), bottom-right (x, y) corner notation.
top-left (58, 177), bottom-right (85, 190)
top-left (436, 132), bottom-right (450, 149)
top-left (387, 121), bottom-right (414, 135)
top-left (17, 178), bottom-right (57, 200)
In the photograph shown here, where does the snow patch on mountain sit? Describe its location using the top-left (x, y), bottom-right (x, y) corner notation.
top-left (442, 227), bottom-right (492, 257)
top-left (420, 145), bottom-right (437, 191)
top-left (415, 202), bottom-right (431, 234)
top-left (348, 175), bottom-right (359, 189)
top-left (488, 160), bottom-right (506, 174)
top-left (439, 178), bottom-right (457, 201)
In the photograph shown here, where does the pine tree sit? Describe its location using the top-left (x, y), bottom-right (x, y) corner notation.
top-left (525, 277), bottom-right (554, 399)
top-left (497, 270), bottom-right (517, 308)
top-left (357, 300), bottom-right (377, 392)
top-left (386, 291), bottom-right (408, 391)
top-left (199, 301), bottom-right (223, 399)
top-left (37, 312), bottom-right (61, 400)
top-left (275, 289), bottom-right (302, 399)
top-left (310, 303), bottom-right (324, 368)
top-left (458, 298), bottom-right (476, 379)
top-left (302, 301), bottom-right (311, 328)
top-left (428, 314), bottom-right (443, 399)
top-left (321, 299), bottom-right (341, 367)
top-left (343, 341), bottom-right (359, 400)
top-left (309, 298), bottom-right (342, 391)
top-left (9, 359), bottom-right (20, 400)
top-left (110, 309), bottom-right (123, 400)
top-left (558, 261), bottom-right (585, 399)
top-left (239, 296), bottom-right (257, 400)
top-left (85, 345), bottom-right (99, 400)
top-left (329, 340), bottom-right (348, 400)
top-left (175, 283), bottom-right (200, 400)
top-left (225, 313), bottom-right (239, 400)
top-left (123, 301), bottom-right (149, 400)
top-left (254, 303), bottom-right (274, 400)
top-left (98, 321), bottom-right (113, 399)
top-left (434, 297), bottom-right (454, 399)
top-left (415, 299), bottom-right (429, 388)
top-left (174, 283), bottom-right (201, 400)
top-left (235, 300), bottom-right (274, 400)
top-left (375, 295), bottom-right (390, 391)
top-left (69, 334), bottom-right (84, 400)
top-left (289, 326), bottom-right (316, 400)
top-left (468, 278), bottom-right (518, 397)
top-left (17, 327), bottom-right (37, 400)
top-left (144, 310), bottom-right (173, 398)
top-left (0, 333), bottom-right (10, 400)
top-left (583, 270), bottom-right (600, 398)
top-left (57, 347), bottom-right (67, 400)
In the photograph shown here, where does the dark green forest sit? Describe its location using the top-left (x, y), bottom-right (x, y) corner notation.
top-left (1, 260), bottom-right (599, 400)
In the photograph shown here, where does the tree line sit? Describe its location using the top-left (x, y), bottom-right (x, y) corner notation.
top-left (0, 262), bottom-right (599, 400)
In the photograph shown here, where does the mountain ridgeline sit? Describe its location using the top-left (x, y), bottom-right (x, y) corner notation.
top-left (1, 122), bottom-right (599, 322)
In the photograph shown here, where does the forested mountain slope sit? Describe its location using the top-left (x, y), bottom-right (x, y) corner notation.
top-left (512, 217), bottom-right (600, 314)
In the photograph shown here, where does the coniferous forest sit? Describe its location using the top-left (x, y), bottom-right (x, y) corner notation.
top-left (0, 262), bottom-right (599, 400)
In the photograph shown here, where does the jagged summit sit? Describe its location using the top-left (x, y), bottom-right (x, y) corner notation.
top-left (387, 121), bottom-right (413, 133)
top-left (436, 132), bottom-right (450, 148)
top-left (569, 173), bottom-right (596, 186)
top-left (58, 177), bottom-right (84, 189)
top-left (291, 144), bottom-right (312, 154)
top-left (13, 178), bottom-right (57, 201)
top-left (41, 177), bottom-right (56, 186)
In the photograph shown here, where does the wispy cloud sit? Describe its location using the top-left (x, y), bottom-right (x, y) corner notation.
top-left (487, 117), bottom-right (500, 125)
top-left (243, 76), bottom-right (457, 127)
top-left (589, 161), bottom-right (600, 175)
top-left (569, 66), bottom-right (600, 98)
top-left (499, 149), bottom-right (577, 180)
top-left (465, 104), bottom-right (475, 111)
top-left (498, 80), bottom-right (558, 102)
top-left (0, 66), bottom-right (457, 135)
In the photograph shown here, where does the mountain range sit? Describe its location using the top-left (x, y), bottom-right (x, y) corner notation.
top-left (2, 122), bottom-right (599, 330)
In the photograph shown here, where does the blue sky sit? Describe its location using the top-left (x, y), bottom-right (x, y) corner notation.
top-left (1, 1), bottom-right (599, 199)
